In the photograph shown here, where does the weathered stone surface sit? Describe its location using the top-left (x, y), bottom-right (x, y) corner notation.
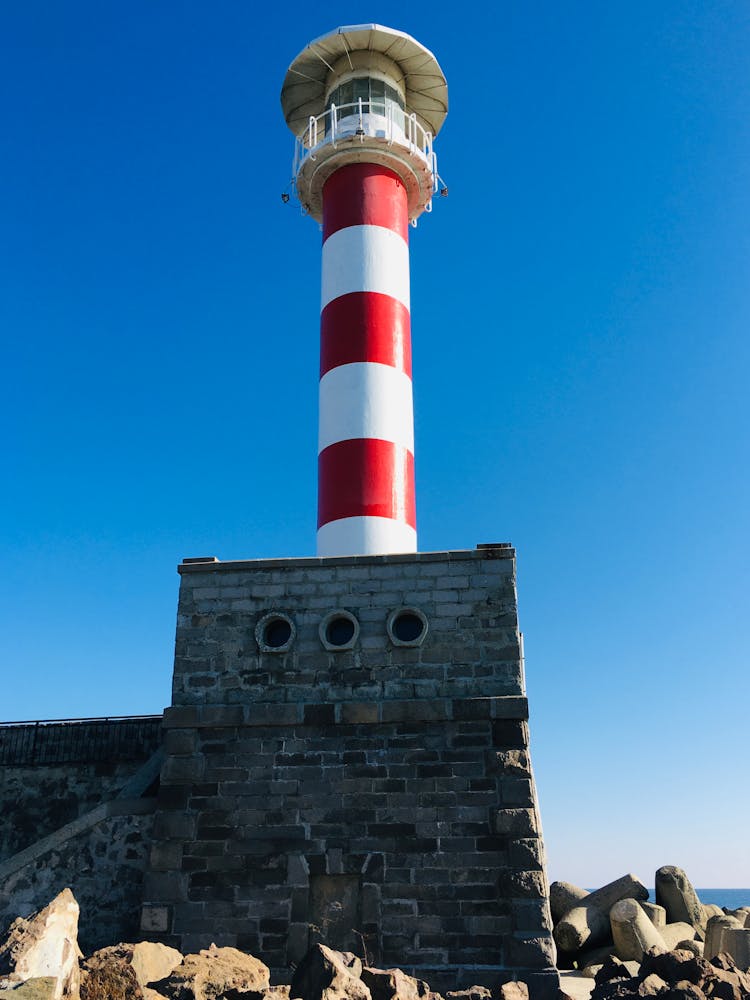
top-left (554, 877), bottom-right (649, 955)
top-left (554, 906), bottom-right (610, 954)
top-left (587, 877), bottom-right (649, 916)
top-left (446, 989), bottom-right (491, 1000)
top-left (637, 973), bottom-right (667, 996)
top-left (675, 941), bottom-right (703, 958)
top-left (593, 956), bottom-right (632, 986)
top-left (703, 906), bottom-right (724, 923)
top-left (152, 944), bottom-right (269, 999)
top-left (639, 948), bottom-right (710, 985)
top-left (80, 962), bottom-right (143, 1000)
top-left (654, 869), bottom-right (704, 930)
top-left (290, 945), bottom-right (371, 1000)
top-left (499, 983), bottom-right (529, 1000)
top-left (0, 979), bottom-right (58, 999)
top-left (705, 916), bottom-right (745, 961)
top-left (639, 905), bottom-right (666, 930)
top-left (83, 943), bottom-right (183, 989)
top-left (0, 889), bottom-right (81, 999)
top-left (610, 900), bottom-right (666, 962)
top-left (550, 884), bottom-right (590, 924)
top-left (659, 925), bottom-right (697, 951)
top-left (361, 967), bottom-right (430, 1000)
top-left (578, 946), bottom-right (616, 972)
top-left (719, 928), bottom-right (750, 971)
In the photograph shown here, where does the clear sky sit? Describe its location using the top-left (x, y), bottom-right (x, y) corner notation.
top-left (2, 2), bottom-right (749, 888)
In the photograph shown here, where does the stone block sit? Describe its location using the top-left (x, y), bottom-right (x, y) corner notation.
top-left (494, 809), bottom-right (538, 837)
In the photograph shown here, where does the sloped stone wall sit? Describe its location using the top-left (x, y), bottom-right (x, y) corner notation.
top-left (0, 718), bottom-right (162, 862)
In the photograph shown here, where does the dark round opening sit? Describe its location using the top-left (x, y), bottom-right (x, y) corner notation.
top-left (391, 612), bottom-right (425, 643)
top-left (264, 617), bottom-right (292, 649)
top-left (326, 616), bottom-right (356, 647)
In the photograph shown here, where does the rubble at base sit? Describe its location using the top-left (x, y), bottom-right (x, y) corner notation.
top-left (0, 881), bottom-right (748, 1000)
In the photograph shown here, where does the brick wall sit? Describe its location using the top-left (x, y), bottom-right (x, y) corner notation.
top-left (143, 546), bottom-right (557, 997)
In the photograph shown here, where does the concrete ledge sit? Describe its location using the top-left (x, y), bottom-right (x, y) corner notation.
top-left (162, 697), bottom-right (529, 729)
top-left (178, 545), bottom-right (515, 574)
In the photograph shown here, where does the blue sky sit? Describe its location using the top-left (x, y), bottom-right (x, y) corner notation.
top-left (2, 1), bottom-right (749, 887)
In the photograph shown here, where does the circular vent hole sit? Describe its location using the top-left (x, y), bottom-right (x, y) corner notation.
top-left (391, 611), bottom-right (425, 643)
top-left (326, 615), bottom-right (356, 647)
top-left (263, 617), bottom-right (292, 649)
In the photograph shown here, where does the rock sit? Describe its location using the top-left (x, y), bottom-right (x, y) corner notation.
top-left (554, 876), bottom-right (649, 955)
top-left (446, 990), bottom-right (489, 1000)
top-left (639, 948), bottom-right (711, 986)
top-left (659, 925), bottom-right (698, 951)
top-left (610, 900), bottom-right (667, 962)
top-left (83, 944), bottom-right (183, 988)
top-left (705, 916), bottom-right (745, 961)
top-left (0, 889), bottom-right (82, 1000)
top-left (361, 967), bottom-right (431, 1000)
top-left (80, 962), bottom-right (143, 999)
top-left (676, 941), bottom-right (703, 958)
top-left (636, 974), bottom-right (666, 996)
top-left (290, 945), bottom-right (370, 1000)
top-left (151, 944), bottom-right (269, 1000)
top-left (654, 869), bottom-right (704, 930)
top-left (550, 884), bottom-right (591, 924)
top-left (639, 905), bottom-right (666, 930)
top-left (0, 980), bottom-right (58, 999)
top-left (499, 984), bottom-right (529, 1000)
top-left (578, 946), bottom-right (616, 972)
top-left (594, 957), bottom-right (632, 986)
top-left (581, 965), bottom-right (605, 980)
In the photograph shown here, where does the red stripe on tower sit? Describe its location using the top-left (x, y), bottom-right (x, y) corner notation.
top-left (317, 163), bottom-right (417, 556)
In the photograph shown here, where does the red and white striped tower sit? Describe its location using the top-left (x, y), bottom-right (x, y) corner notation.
top-left (281, 25), bottom-right (448, 556)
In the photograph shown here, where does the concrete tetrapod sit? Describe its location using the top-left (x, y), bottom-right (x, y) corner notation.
top-left (654, 867), bottom-right (704, 929)
top-left (609, 899), bottom-right (667, 962)
top-left (720, 928), bottom-right (750, 971)
top-left (704, 914), bottom-right (745, 960)
top-left (553, 874), bottom-right (649, 954)
top-left (549, 883), bottom-right (590, 924)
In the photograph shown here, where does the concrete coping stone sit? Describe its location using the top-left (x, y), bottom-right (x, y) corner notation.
top-left (162, 695), bottom-right (529, 729)
top-left (178, 545), bottom-right (516, 574)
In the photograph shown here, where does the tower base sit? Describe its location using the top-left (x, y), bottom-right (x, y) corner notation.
top-left (143, 546), bottom-right (558, 997)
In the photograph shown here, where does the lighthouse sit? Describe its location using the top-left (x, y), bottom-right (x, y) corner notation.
top-left (280, 24), bottom-right (448, 557)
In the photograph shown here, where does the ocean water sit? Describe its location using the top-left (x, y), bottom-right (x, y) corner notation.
top-left (696, 889), bottom-right (750, 910)
top-left (585, 889), bottom-right (750, 909)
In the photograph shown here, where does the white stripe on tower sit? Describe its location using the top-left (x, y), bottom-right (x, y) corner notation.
top-left (317, 163), bottom-right (416, 557)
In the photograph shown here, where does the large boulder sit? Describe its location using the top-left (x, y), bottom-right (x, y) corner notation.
top-left (361, 967), bottom-right (432, 1000)
top-left (609, 900), bottom-right (666, 962)
top-left (290, 945), bottom-right (371, 1000)
top-left (654, 868), bottom-right (704, 930)
top-left (80, 962), bottom-right (143, 1000)
top-left (151, 944), bottom-right (269, 1000)
top-left (83, 944), bottom-right (183, 988)
top-left (0, 889), bottom-right (81, 999)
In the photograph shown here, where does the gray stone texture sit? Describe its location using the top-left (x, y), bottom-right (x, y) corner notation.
top-left (143, 547), bottom-right (557, 994)
top-left (0, 718), bottom-right (161, 863)
top-left (609, 899), bottom-right (666, 962)
top-left (654, 866), bottom-right (704, 930)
